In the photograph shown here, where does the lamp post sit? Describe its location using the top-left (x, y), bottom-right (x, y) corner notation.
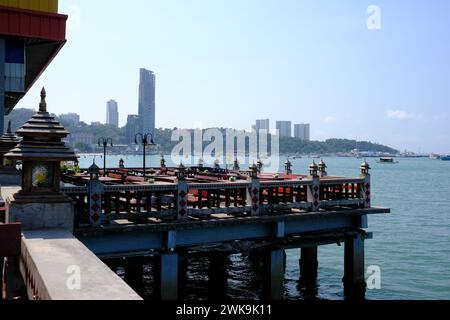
top-left (135, 133), bottom-right (155, 178)
top-left (98, 137), bottom-right (113, 177)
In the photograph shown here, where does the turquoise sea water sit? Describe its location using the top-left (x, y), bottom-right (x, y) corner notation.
top-left (79, 155), bottom-right (450, 300)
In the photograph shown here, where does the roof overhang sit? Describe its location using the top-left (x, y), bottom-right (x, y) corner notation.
top-left (0, 5), bottom-right (67, 114)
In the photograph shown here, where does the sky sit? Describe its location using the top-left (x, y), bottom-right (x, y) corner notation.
top-left (16, 0), bottom-right (450, 153)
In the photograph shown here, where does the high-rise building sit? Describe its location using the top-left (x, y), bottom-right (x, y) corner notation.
top-left (294, 123), bottom-right (311, 141)
top-left (59, 113), bottom-right (80, 125)
top-left (138, 68), bottom-right (156, 136)
top-left (255, 119), bottom-right (270, 132)
top-left (106, 99), bottom-right (119, 127)
top-left (125, 115), bottom-right (140, 144)
top-left (276, 121), bottom-right (292, 138)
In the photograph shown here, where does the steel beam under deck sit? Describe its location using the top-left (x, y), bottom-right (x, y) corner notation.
top-left (76, 207), bottom-right (389, 256)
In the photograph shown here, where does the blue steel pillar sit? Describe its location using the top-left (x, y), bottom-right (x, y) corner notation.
top-left (208, 252), bottom-right (229, 301)
top-left (158, 252), bottom-right (179, 300)
top-left (343, 233), bottom-right (366, 300)
top-left (0, 38), bottom-right (5, 135)
top-left (299, 246), bottom-right (319, 298)
top-left (263, 249), bottom-right (285, 300)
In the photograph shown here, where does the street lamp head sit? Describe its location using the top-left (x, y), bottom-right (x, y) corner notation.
top-left (135, 133), bottom-right (155, 146)
top-left (98, 137), bottom-right (113, 147)
top-left (146, 133), bottom-right (155, 145)
top-left (134, 133), bottom-right (140, 145)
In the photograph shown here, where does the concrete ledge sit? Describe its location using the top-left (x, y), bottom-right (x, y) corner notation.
top-left (20, 229), bottom-right (142, 300)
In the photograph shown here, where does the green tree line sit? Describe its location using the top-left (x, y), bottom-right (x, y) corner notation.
top-left (5, 108), bottom-right (398, 155)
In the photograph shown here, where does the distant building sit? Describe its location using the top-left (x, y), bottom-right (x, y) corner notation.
top-left (69, 132), bottom-right (94, 145)
top-left (91, 121), bottom-right (102, 126)
top-left (255, 119), bottom-right (270, 132)
top-left (59, 113), bottom-right (80, 125)
top-left (294, 123), bottom-right (311, 141)
top-left (125, 115), bottom-right (140, 144)
top-left (276, 121), bottom-right (292, 137)
top-left (138, 68), bottom-right (156, 136)
top-left (106, 99), bottom-right (119, 127)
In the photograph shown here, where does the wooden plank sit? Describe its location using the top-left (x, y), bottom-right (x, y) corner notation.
top-left (0, 223), bottom-right (21, 257)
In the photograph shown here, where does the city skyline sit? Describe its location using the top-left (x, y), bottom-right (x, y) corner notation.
top-left (13, 0), bottom-right (450, 153)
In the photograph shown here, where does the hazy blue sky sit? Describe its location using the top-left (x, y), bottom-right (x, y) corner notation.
top-left (17, 0), bottom-right (450, 153)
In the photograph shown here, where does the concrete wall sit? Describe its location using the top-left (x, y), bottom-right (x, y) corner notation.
top-left (7, 200), bottom-right (75, 232)
top-left (20, 229), bottom-right (142, 300)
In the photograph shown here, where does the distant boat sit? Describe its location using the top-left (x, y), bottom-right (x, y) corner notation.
top-left (442, 155), bottom-right (450, 161)
top-left (378, 157), bottom-right (398, 164)
top-left (429, 153), bottom-right (441, 160)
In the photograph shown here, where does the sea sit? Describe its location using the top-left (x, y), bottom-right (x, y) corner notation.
top-left (78, 155), bottom-right (450, 300)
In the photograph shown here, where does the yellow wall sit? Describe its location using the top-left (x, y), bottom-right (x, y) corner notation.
top-left (0, 0), bottom-right (58, 13)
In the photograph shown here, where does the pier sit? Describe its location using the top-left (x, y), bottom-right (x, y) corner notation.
top-left (57, 158), bottom-right (387, 300)
top-left (0, 91), bottom-right (390, 301)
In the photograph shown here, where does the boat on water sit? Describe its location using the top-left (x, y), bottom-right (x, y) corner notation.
top-left (429, 153), bottom-right (441, 160)
top-left (441, 155), bottom-right (450, 161)
top-left (377, 157), bottom-right (398, 164)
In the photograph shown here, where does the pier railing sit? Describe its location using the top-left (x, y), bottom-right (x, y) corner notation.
top-left (61, 166), bottom-right (371, 228)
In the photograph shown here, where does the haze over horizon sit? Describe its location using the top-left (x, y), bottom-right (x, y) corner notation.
top-left (14, 0), bottom-right (450, 153)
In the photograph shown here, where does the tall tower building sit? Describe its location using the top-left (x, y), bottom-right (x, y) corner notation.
top-left (106, 99), bottom-right (119, 127)
top-left (276, 121), bottom-right (292, 138)
top-left (255, 119), bottom-right (270, 132)
top-left (138, 68), bottom-right (156, 136)
top-left (294, 123), bottom-right (311, 141)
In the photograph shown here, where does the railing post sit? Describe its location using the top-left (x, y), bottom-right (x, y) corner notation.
top-left (318, 159), bottom-right (327, 177)
top-left (307, 162), bottom-right (320, 212)
top-left (360, 161), bottom-right (371, 208)
top-left (247, 164), bottom-right (260, 216)
top-left (176, 164), bottom-right (188, 220)
top-left (88, 162), bottom-right (104, 226)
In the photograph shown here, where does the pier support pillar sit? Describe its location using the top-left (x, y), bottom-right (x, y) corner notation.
top-left (343, 234), bottom-right (366, 300)
top-left (262, 249), bottom-right (285, 300)
top-left (157, 252), bottom-right (179, 300)
top-left (208, 252), bottom-right (229, 301)
top-left (124, 258), bottom-right (144, 296)
top-left (298, 246), bottom-right (318, 298)
top-left (177, 248), bottom-right (189, 295)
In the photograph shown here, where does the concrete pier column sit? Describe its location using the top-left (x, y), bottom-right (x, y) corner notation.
top-left (343, 234), bottom-right (366, 300)
top-left (208, 252), bottom-right (229, 301)
top-left (124, 258), bottom-right (144, 296)
top-left (298, 246), bottom-right (319, 298)
top-left (262, 249), bottom-right (285, 300)
top-left (157, 252), bottom-right (179, 300)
